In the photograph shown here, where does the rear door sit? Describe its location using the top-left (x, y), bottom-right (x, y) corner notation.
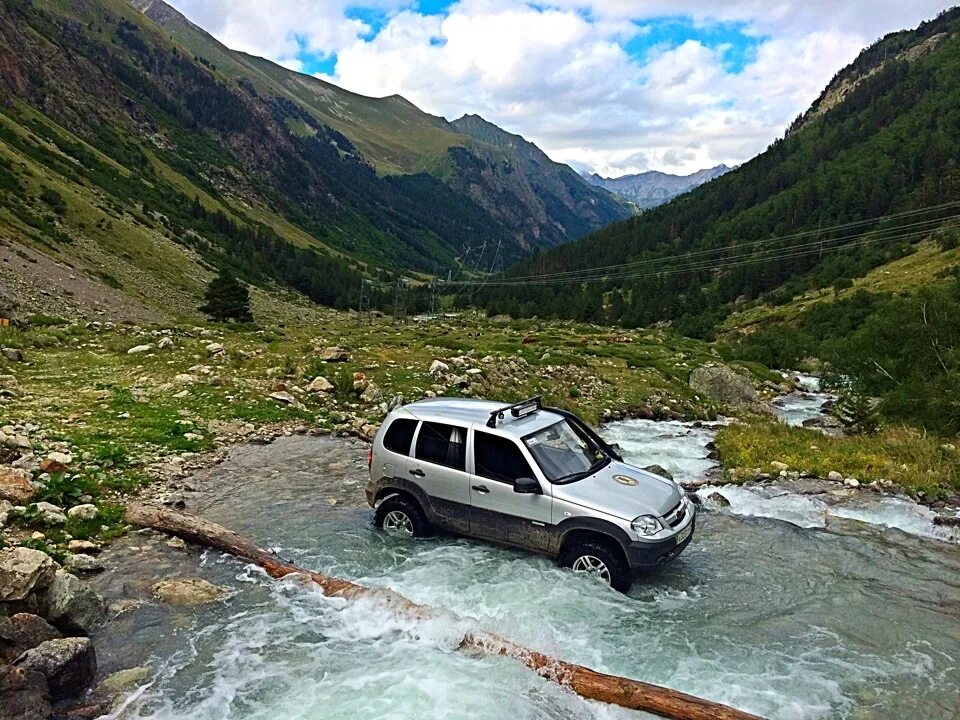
top-left (468, 429), bottom-right (553, 551)
top-left (408, 421), bottom-right (471, 534)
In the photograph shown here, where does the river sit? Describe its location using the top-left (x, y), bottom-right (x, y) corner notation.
top-left (90, 384), bottom-right (960, 720)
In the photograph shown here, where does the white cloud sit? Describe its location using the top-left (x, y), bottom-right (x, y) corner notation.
top-left (167, 0), bottom-right (955, 176)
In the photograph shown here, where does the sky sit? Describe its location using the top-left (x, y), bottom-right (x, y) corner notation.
top-left (168, 0), bottom-right (954, 177)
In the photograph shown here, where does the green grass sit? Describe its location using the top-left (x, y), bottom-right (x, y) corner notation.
top-left (716, 420), bottom-right (960, 498)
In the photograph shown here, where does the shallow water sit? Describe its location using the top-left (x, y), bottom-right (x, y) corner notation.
top-left (93, 421), bottom-right (960, 720)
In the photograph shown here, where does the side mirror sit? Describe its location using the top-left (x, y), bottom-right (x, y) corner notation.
top-left (609, 442), bottom-right (623, 455)
top-left (514, 477), bottom-right (541, 494)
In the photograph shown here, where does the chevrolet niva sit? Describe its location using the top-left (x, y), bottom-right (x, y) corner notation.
top-left (365, 396), bottom-right (695, 592)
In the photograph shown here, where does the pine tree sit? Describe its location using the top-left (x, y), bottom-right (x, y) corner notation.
top-left (833, 391), bottom-right (880, 434)
top-left (199, 269), bottom-right (252, 323)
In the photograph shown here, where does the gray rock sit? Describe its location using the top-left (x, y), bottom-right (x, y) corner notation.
top-left (642, 464), bottom-right (674, 481)
top-left (307, 376), bottom-right (335, 393)
top-left (827, 470), bottom-right (843, 482)
top-left (318, 346), bottom-right (350, 362)
top-left (66, 504), bottom-right (98, 521)
top-left (0, 613), bottom-right (62, 662)
top-left (31, 502), bottom-right (66, 526)
top-left (64, 554), bottom-right (105, 574)
top-left (126, 344), bottom-right (153, 355)
top-left (0, 499), bottom-right (11, 527)
top-left (96, 665), bottom-right (153, 696)
top-left (43, 571), bottom-right (105, 635)
top-left (157, 337), bottom-right (174, 350)
top-left (0, 664), bottom-right (51, 720)
top-left (429, 359), bottom-right (449, 374)
top-left (0, 548), bottom-right (58, 602)
top-left (1, 347), bottom-right (24, 362)
top-left (205, 342), bottom-right (225, 356)
top-left (688, 363), bottom-right (759, 408)
top-left (359, 383), bottom-right (382, 403)
top-left (14, 637), bottom-right (96, 701)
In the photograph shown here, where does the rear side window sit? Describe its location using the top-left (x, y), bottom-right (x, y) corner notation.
top-left (383, 418), bottom-right (417, 455)
top-left (474, 431), bottom-right (534, 484)
top-left (415, 422), bottom-right (466, 471)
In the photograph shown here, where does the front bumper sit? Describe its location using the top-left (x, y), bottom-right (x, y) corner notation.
top-left (625, 514), bottom-right (695, 571)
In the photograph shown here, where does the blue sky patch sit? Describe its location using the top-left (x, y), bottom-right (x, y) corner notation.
top-left (625, 17), bottom-right (764, 73)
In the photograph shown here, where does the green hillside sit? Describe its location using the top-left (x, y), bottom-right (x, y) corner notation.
top-left (475, 8), bottom-right (960, 333)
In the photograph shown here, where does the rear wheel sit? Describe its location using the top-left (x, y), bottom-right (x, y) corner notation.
top-left (560, 539), bottom-right (631, 592)
top-left (374, 495), bottom-right (431, 538)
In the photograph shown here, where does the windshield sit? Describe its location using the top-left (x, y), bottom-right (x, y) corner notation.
top-left (523, 419), bottom-right (609, 483)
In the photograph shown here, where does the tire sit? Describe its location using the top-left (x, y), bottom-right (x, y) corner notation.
top-left (560, 539), bottom-right (631, 593)
top-left (374, 495), bottom-right (431, 538)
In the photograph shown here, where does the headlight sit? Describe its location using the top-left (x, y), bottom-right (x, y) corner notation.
top-left (631, 515), bottom-right (662, 537)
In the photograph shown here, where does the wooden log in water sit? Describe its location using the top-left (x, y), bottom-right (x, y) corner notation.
top-left (125, 503), bottom-right (766, 720)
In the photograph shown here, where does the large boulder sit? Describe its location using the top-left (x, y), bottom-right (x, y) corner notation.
top-left (66, 504), bottom-right (98, 521)
top-left (151, 578), bottom-right (227, 606)
top-left (689, 364), bottom-right (759, 409)
top-left (0, 613), bottom-right (62, 662)
top-left (306, 376), bottom-right (335, 394)
top-left (14, 637), bottom-right (97, 701)
top-left (0, 466), bottom-right (35, 503)
top-left (31, 502), bottom-right (66, 525)
top-left (42, 571), bottom-right (105, 635)
top-left (0, 664), bottom-right (51, 720)
top-left (318, 346), bottom-right (350, 362)
top-left (0, 548), bottom-right (58, 602)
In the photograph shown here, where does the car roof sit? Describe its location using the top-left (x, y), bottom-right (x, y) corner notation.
top-left (397, 397), bottom-right (563, 435)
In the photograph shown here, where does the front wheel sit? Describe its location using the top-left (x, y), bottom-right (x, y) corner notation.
top-left (560, 540), bottom-right (631, 593)
top-left (374, 495), bottom-right (431, 538)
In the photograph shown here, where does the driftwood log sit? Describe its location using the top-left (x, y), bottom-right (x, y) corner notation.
top-left (125, 503), bottom-right (765, 720)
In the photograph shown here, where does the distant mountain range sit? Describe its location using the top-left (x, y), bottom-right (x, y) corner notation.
top-left (582, 165), bottom-right (731, 209)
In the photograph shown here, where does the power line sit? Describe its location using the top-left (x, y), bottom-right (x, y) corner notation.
top-left (453, 201), bottom-right (960, 286)
top-left (445, 210), bottom-right (960, 288)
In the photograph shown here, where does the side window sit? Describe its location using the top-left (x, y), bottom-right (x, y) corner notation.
top-left (383, 418), bottom-right (417, 455)
top-left (474, 431), bottom-right (534, 485)
top-left (415, 422), bottom-right (466, 471)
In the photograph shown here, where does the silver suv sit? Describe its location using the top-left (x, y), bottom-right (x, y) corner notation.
top-left (365, 396), bottom-right (695, 592)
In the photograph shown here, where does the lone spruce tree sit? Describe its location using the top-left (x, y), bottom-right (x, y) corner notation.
top-left (200, 269), bottom-right (252, 323)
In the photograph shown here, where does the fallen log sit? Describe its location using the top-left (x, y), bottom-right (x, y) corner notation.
top-left (125, 503), bottom-right (765, 720)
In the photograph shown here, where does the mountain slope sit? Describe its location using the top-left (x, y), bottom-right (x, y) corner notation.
top-left (583, 165), bottom-right (730, 210)
top-left (474, 8), bottom-right (960, 335)
top-left (0, 0), bottom-right (628, 321)
top-left (130, 0), bottom-right (632, 255)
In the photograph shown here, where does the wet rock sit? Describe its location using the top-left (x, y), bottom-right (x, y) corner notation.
top-left (707, 492), bottom-right (731, 507)
top-left (802, 415), bottom-right (843, 431)
top-left (64, 554), bottom-right (105, 574)
top-left (14, 637), bottom-right (96, 701)
top-left (0, 664), bottom-right (51, 720)
top-left (151, 578), bottom-right (227, 606)
top-left (0, 466), bottom-right (35, 503)
top-left (165, 537), bottom-right (186, 550)
top-left (318, 346), bottom-right (350, 362)
top-left (688, 363), bottom-right (759, 408)
top-left (307, 376), bottom-right (335, 393)
top-left (1, 347), bottom-right (24, 362)
top-left (43, 571), bottom-right (106, 635)
top-left (96, 665), bottom-right (153, 695)
top-left (932, 515), bottom-right (960, 527)
top-left (844, 478), bottom-right (860, 488)
top-left (704, 441), bottom-right (719, 460)
top-left (0, 548), bottom-right (58, 602)
top-left (642, 465), bottom-right (674, 481)
top-left (66, 504), bottom-right (98, 521)
top-left (0, 614), bottom-right (62, 662)
top-left (32, 502), bottom-right (66, 525)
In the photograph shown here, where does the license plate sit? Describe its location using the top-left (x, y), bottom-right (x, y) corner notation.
top-left (676, 524), bottom-right (692, 544)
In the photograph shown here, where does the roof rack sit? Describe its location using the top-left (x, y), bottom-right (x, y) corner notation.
top-left (486, 396), bottom-right (542, 428)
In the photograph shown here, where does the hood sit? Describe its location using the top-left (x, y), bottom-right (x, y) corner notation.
top-left (551, 461), bottom-right (682, 521)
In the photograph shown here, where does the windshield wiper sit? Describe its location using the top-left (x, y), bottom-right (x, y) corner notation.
top-left (553, 456), bottom-right (610, 484)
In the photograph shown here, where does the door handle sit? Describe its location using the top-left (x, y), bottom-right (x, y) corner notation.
top-left (472, 484), bottom-right (490, 494)
top-left (409, 469), bottom-right (425, 478)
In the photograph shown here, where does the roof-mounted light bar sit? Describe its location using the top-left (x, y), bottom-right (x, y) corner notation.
top-left (486, 396), bottom-right (543, 428)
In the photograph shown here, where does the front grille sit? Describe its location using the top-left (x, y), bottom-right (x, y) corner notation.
top-left (663, 499), bottom-right (686, 528)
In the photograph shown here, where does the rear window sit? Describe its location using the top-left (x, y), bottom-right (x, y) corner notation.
top-left (415, 422), bottom-right (466, 471)
top-left (383, 418), bottom-right (417, 455)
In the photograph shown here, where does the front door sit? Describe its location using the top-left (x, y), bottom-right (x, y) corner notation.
top-left (469, 429), bottom-right (553, 551)
top-left (409, 421), bottom-right (471, 534)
